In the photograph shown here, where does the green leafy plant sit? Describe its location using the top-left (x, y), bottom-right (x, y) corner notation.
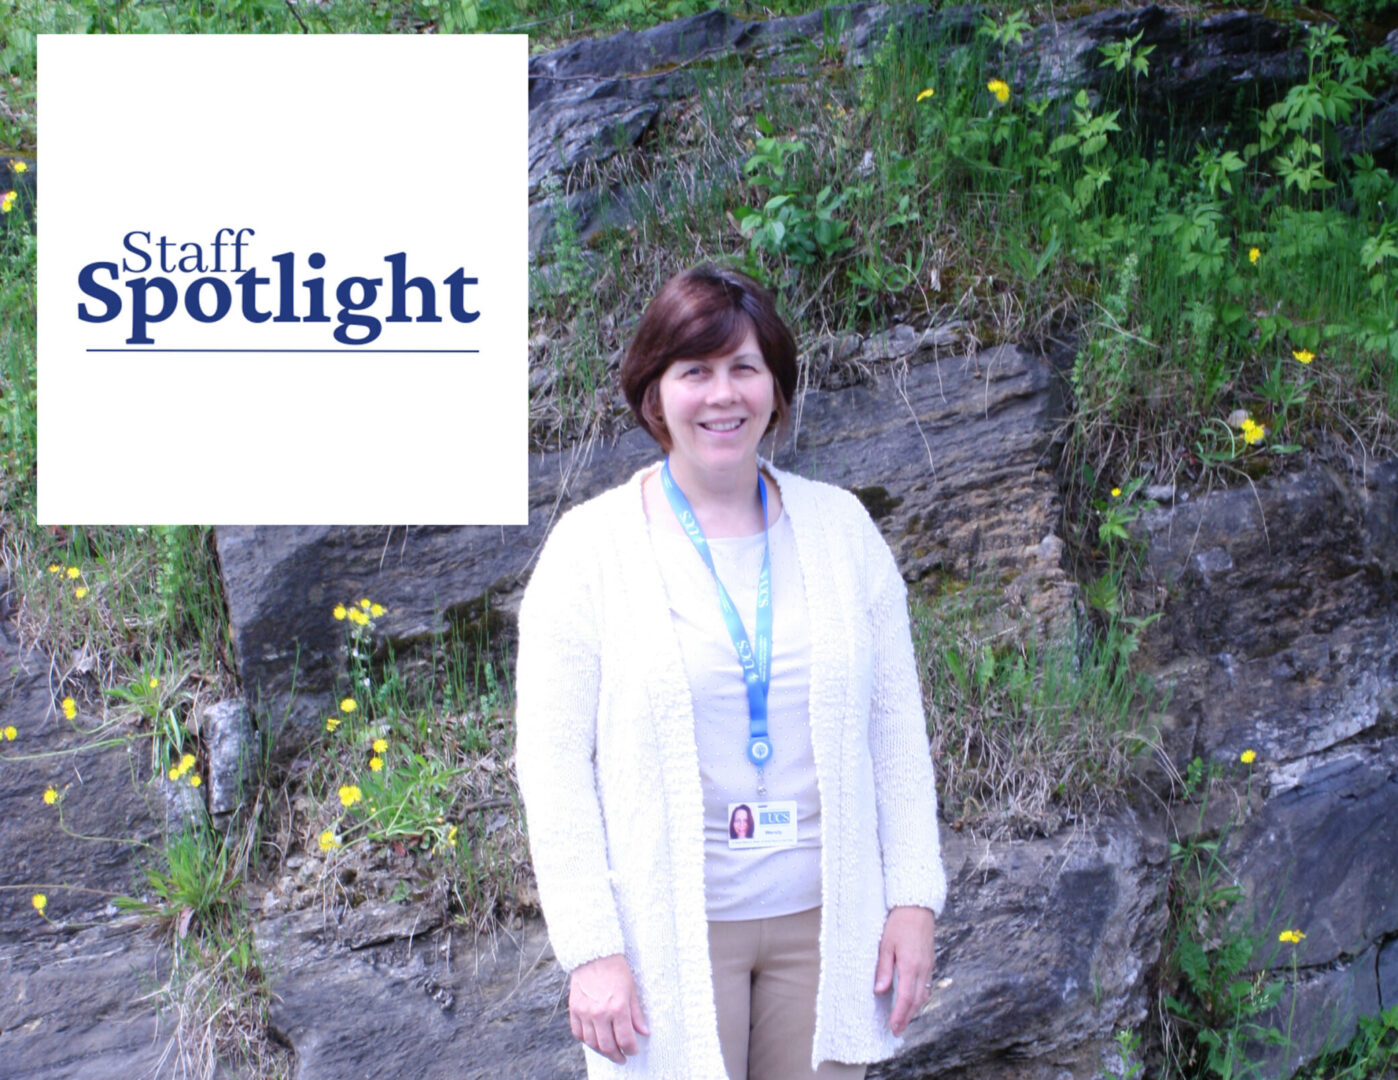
top-left (1099, 30), bottom-right (1155, 79)
top-left (1164, 795), bottom-right (1290, 1080)
top-left (740, 117), bottom-right (853, 268)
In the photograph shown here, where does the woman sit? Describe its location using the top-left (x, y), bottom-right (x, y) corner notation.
top-left (515, 266), bottom-right (946, 1080)
top-left (728, 804), bottom-right (754, 841)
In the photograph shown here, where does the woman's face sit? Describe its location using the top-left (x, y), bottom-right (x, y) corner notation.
top-left (656, 324), bottom-right (774, 481)
top-left (732, 808), bottom-right (752, 837)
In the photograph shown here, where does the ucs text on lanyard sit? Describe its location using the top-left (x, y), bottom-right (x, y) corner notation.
top-left (660, 460), bottom-right (773, 779)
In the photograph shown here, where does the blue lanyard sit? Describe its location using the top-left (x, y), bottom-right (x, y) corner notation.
top-left (660, 459), bottom-right (773, 769)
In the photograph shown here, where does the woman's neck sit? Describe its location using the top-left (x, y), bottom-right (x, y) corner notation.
top-left (649, 455), bottom-right (774, 538)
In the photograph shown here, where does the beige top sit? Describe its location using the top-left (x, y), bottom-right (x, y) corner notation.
top-left (649, 510), bottom-right (821, 920)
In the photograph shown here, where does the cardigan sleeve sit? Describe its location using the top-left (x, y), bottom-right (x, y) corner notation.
top-left (514, 509), bottom-right (628, 970)
top-left (861, 512), bottom-right (948, 917)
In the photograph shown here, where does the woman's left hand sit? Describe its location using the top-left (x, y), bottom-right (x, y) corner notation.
top-left (873, 905), bottom-right (937, 1037)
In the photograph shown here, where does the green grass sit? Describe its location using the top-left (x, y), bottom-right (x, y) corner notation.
top-left (909, 575), bottom-right (1154, 832)
top-left (1296, 1005), bottom-right (1398, 1080)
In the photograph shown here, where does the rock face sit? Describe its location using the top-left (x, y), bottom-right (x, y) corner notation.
top-left (207, 698), bottom-right (257, 832)
top-left (0, 615), bottom-right (174, 1079)
top-left (216, 341), bottom-right (1071, 757)
top-left (879, 810), bottom-right (1169, 1079)
top-left (525, 4), bottom-right (977, 252)
top-left (252, 815), bottom-right (1166, 1080)
top-left (1138, 461), bottom-right (1398, 1072)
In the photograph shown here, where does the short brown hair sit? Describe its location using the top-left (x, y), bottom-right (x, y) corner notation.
top-left (620, 266), bottom-right (798, 451)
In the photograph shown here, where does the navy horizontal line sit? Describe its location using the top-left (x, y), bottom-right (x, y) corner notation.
top-left (85, 348), bottom-right (481, 354)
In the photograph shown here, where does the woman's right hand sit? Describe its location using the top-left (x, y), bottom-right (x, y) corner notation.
top-left (569, 953), bottom-right (650, 1064)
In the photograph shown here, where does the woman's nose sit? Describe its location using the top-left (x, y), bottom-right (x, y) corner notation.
top-left (708, 370), bottom-right (737, 403)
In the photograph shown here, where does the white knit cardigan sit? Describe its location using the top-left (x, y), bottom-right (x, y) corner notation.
top-left (515, 461), bottom-right (947, 1078)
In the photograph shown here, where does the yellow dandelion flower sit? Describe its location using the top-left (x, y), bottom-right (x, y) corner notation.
top-left (47, 563), bottom-right (61, 574)
top-left (1, 196), bottom-right (13, 214)
top-left (372, 737), bottom-right (388, 754)
top-left (1279, 929), bottom-right (1306, 944)
top-left (987, 78), bottom-right (1010, 104)
top-left (338, 784), bottom-right (363, 808)
top-left (169, 766), bottom-right (182, 780)
top-left (3, 725), bottom-right (16, 740)
top-left (1249, 247), bottom-right (1261, 265)
top-left (65, 567), bottom-right (80, 579)
top-left (325, 716), bottom-right (340, 732)
top-left (359, 598), bottom-right (371, 610)
top-left (370, 603), bottom-right (385, 618)
top-left (1110, 487), bottom-right (1122, 498)
top-left (1240, 749), bottom-right (1256, 764)
top-left (916, 88), bottom-right (935, 102)
top-left (149, 677), bottom-right (159, 689)
top-left (189, 775), bottom-right (201, 788)
top-left (333, 603), bottom-right (347, 621)
top-left (1241, 418), bottom-right (1266, 445)
top-left (32, 893), bottom-right (46, 913)
top-left (13, 161), bottom-right (27, 173)
top-left (179, 753), bottom-right (196, 771)
top-left (1293, 349), bottom-right (1314, 365)
top-left (340, 698), bottom-right (357, 714)
top-left (62, 697), bottom-right (76, 720)
top-left (43, 787), bottom-right (58, 805)
top-left (74, 587), bottom-right (89, 599)
top-left (369, 756), bottom-right (384, 772)
top-left (319, 829), bottom-right (341, 852)
top-left (349, 609), bottom-right (368, 626)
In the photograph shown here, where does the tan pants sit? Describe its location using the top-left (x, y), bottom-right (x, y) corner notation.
top-left (707, 907), bottom-right (868, 1080)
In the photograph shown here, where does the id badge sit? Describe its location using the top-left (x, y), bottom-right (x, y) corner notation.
top-left (727, 800), bottom-right (798, 850)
